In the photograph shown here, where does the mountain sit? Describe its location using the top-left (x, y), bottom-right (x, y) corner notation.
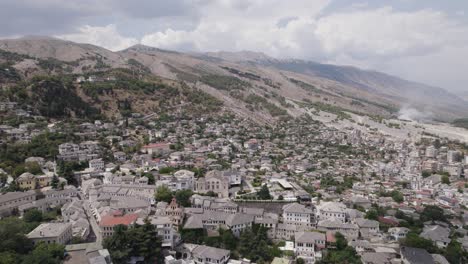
top-left (0, 36), bottom-right (467, 123)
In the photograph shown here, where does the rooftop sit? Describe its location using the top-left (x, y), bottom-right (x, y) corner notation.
top-left (27, 222), bottom-right (71, 239)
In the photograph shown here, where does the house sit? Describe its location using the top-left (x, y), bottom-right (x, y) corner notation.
top-left (27, 223), bottom-right (73, 245)
top-left (388, 227), bottom-right (409, 241)
top-left (282, 203), bottom-right (315, 228)
top-left (113, 151), bottom-right (127, 162)
top-left (184, 211), bottom-right (254, 237)
top-left (165, 197), bottom-right (185, 226)
top-left (89, 159), bottom-right (105, 172)
top-left (181, 244), bottom-right (231, 264)
top-left (354, 218), bottom-right (379, 238)
top-left (17, 172), bottom-right (37, 190)
top-left (317, 219), bottom-right (359, 240)
top-left (0, 190), bottom-right (36, 216)
top-left (295, 231), bottom-right (325, 263)
top-left (420, 225), bottom-right (451, 249)
top-left (195, 170), bottom-right (229, 198)
top-left (99, 212), bottom-right (138, 238)
top-left (141, 142), bottom-right (171, 155)
top-left (316, 202), bottom-right (347, 223)
top-left (157, 170), bottom-right (195, 192)
top-left (400, 247), bottom-right (435, 264)
top-left (361, 252), bottom-right (393, 264)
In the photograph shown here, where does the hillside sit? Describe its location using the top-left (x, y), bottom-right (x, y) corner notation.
top-left (0, 36), bottom-right (467, 123)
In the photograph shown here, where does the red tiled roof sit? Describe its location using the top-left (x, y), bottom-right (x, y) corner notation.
top-left (100, 213), bottom-right (138, 227)
top-left (142, 143), bottom-right (170, 149)
top-left (378, 216), bottom-right (399, 226)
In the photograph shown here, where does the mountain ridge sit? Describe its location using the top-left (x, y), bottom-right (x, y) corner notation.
top-left (1, 36), bottom-right (467, 122)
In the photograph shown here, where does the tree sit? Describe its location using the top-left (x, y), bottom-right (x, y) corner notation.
top-left (296, 258), bottom-right (305, 264)
top-left (401, 232), bottom-right (436, 253)
top-left (421, 171), bottom-right (431, 178)
top-left (23, 209), bottom-right (43, 223)
top-left (278, 195), bottom-right (284, 201)
top-left (0, 217), bottom-right (34, 255)
top-left (258, 185), bottom-right (272, 200)
top-left (365, 209), bottom-right (378, 221)
top-left (51, 175), bottom-right (59, 189)
top-left (174, 189), bottom-right (193, 207)
top-left (103, 223), bottom-right (162, 264)
top-left (25, 162), bottom-right (42, 175)
top-left (154, 185), bottom-right (172, 203)
top-left (442, 175), bottom-right (450, 185)
top-left (318, 233), bottom-right (361, 264)
top-left (391, 190), bottom-right (404, 203)
top-left (420, 205), bottom-right (446, 223)
top-left (445, 240), bottom-right (465, 264)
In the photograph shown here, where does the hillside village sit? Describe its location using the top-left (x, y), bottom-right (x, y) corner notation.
top-left (0, 93), bottom-right (467, 264)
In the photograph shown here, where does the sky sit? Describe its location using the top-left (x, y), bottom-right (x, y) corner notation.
top-left (1, 0), bottom-right (468, 93)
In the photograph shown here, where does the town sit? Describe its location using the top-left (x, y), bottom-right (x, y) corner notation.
top-left (0, 100), bottom-right (467, 264)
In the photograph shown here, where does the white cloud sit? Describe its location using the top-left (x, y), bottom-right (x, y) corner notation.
top-left (48, 1), bottom-right (468, 91)
top-left (315, 7), bottom-right (468, 59)
top-left (140, 3), bottom-right (468, 63)
top-left (56, 24), bottom-right (138, 51)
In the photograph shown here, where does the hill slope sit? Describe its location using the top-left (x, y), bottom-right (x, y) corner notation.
top-left (0, 36), bottom-right (466, 123)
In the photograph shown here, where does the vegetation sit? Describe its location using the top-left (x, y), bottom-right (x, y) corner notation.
top-left (452, 118), bottom-right (468, 129)
top-left (0, 217), bottom-right (65, 264)
top-left (257, 184), bottom-right (272, 200)
top-left (103, 220), bottom-right (163, 264)
top-left (244, 94), bottom-right (288, 117)
top-left (318, 232), bottom-right (361, 264)
top-left (154, 185), bottom-right (193, 207)
top-left (200, 74), bottom-right (251, 90)
top-left (5, 76), bottom-right (100, 119)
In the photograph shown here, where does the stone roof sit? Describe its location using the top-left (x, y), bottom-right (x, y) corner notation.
top-left (295, 231), bottom-right (325, 243)
top-left (282, 203), bottom-right (313, 214)
top-left (420, 225), bottom-right (451, 244)
top-left (27, 222), bottom-right (71, 239)
top-left (192, 245), bottom-right (230, 260)
top-left (401, 247), bottom-right (435, 264)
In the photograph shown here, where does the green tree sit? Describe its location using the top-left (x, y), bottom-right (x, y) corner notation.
top-left (51, 175), bottom-right (59, 189)
top-left (442, 175), bottom-right (450, 185)
top-left (318, 233), bottom-right (361, 264)
top-left (25, 162), bottom-right (42, 175)
top-left (0, 217), bottom-right (34, 255)
top-left (445, 240), bottom-right (465, 264)
top-left (401, 232), bottom-right (436, 253)
top-left (365, 209), bottom-right (378, 221)
top-left (421, 171), bottom-right (431, 178)
top-left (154, 185), bottom-right (173, 203)
top-left (174, 189), bottom-right (193, 207)
top-left (420, 205), bottom-right (446, 223)
top-left (258, 185), bottom-right (272, 200)
top-left (23, 209), bottom-right (43, 223)
top-left (391, 190), bottom-right (404, 203)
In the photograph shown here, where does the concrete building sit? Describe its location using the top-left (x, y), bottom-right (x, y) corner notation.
top-left (89, 159), bottom-right (105, 172)
top-left (27, 222), bottom-right (73, 245)
top-left (0, 190), bottom-right (36, 216)
top-left (316, 202), bottom-right (347, 223)
top-left (195, 170), bottom-right (229, 198)
top-left (99, 212), bottom-right (138, 238)
top-left (282, 203), bottom-right (315, 228)
top-left (295, 231), bottom-right (325, 263)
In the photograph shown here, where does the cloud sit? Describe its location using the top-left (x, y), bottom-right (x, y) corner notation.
top-left (2, 0), bottom-right (468, 91)
top-left (57, 24), bottom-right (138, 51)
top-left (315, 7), bottom-right (468, 59)
top-left (140, 4), bottom-right (468, 63)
